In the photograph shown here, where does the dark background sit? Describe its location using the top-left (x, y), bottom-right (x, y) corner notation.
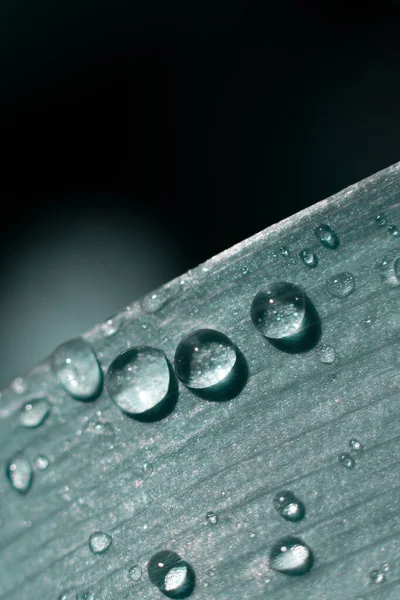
top-left (1, 0), bottom-right (400, 386)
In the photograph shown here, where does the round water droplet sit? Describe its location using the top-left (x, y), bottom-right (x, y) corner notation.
top-left (315, 224), bottom-right (339, 249)
top-left (148, 551), bottom-right (195, 598)
top-left (34, 455), bottom-right (49, 470)
top-left (58, 591), bottom-right (78, 600)
top-left (339, 452), bottom-right (355, 469)
top-left (279, 246), bottom-right (290, 257)
top-left (326, 272), bottom-right (356, 298)
top-left (299, 248), bottom-right (318, 268)
top-left (174, 329), bottom-right (238, 390)
top-left (375, 214), bottom-right (387, 226)
top-left (206, 511), bottom-right (218, 525)
top-left (370, 569), bottom-right (385, 584)
top-left (6, 454), bottom-right (33, 493)
top-left (316, 344), bottom-right (336, 364)
top-left (106, 346), bottom-right (173, 417)
top-left (242, 266), bottom-right (249, 275)
top-left (11, 377), bottom-right (28, 395)
top-left (89, 531), bottom-right (112, 554)
top-left (375, 251), bottom-right (400, 287)
top-left (51, 338), bottom-right (103, 401)
top-left (128, 564), bottom-right (142, 582)
top-left (251, 282), bottom-right (306, 340)
top-left (19, 398), bottom-right (50, 428)
top-left (80, 593), bottom-right (95, 600)
top-left (388, 225), bottom-right (399, 237)
top-left (349, 439), bottom-right (362, 451)
top-left (269, 537), bottom-right (314, 575)
top-left (382, 562), bottom-right (390, 572)
top-left (273, 491), bottom-right (305, 522)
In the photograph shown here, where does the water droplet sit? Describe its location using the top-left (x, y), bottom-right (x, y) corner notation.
top-left (242, 266), bottom-right (249, 275)
top-left (106, 346), bottom-right (174, 418)
top-left (58, 591), bottom-right (78, 600)
top-left (339, 452), bottom-right (355, 469)
top-left (382, 562), bottom-right (390, 572)
top-left (375, 250), bottom-right (400, 286)
top-left (315, 224), bottom-right (339, 249)
top-left (6, 454), bottom-right (33, 493)
top-left (375, 214), bottom-right (387, 226)
top-left (316, 344), bottom-right (336, 364)
top-left (251, 282), bottom-right (305, 339)
top-left (51, 338), bottom-right (103, 401)
top-left (80, 593), bottom-right (95, 600)
top-left (174, 329), bottom-right (239, 391)
top-left (269, 537), bottom-right (314, 575)
top-left (349, 439), bottom-right (362, 451)
top-left (89, 531), bottom-right (112, 554)
top-left (206, 511), bottom-right (218, 525)
top-left (100, 315), bottom-right (122, 337)
top-left (128, 564), bottom-right (142, 582)
top-left (388, 225), bottom-right (399, 237)
top-left (273, 491), bottom-right (305, 522)
top-left (299, 248), bottom-right (318, 268)
top-left (11, 377), bottom-right (28, 394)
top-left (370, 569), bottom-right (385, 584)
top-left (34, 455), bottom-right (49, 470)
top-left (148, 551), bottom-right (195, 598)
top-left (326, 272), bottom-right (356, 298)
top-left (19, 398), bottom-right (50, 428)
top-left (279, 246), bottom-right (290, 257)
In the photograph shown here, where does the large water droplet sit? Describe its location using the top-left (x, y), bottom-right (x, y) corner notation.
top-left (251, 282), bottom-right (306, 339)
top-left (375, 251), bottom-right (400, 287)
top-left (128, 564), bottom-right (142, 582)
top-left (19, 398), bottom-right (50, 428)
top-left (269, 537), bottom-right (314, 575)
top-left (339, 452), bottom-right (355, 469)
top-left (174, 329), bottom-right (239, 393)
top-left (315, 224), bottom-right (339, 249)
top-left (106, 347), bottom-right (176, 419)
top-left (6, 454), bottom-right (33, 493)
top-left (299, 248), bottom-right (318, 268)
top-left (51, 338), bottom-right (103, 401)
top-left (273, 491), bottom-right (305, 522)
top-left (326, 272), bottom-right (356, 298)
top-left (148, 551), bottom-right (196, 598)
top-left (89, 531), bottom-right (112, 554)
top-left (316, 344), bottom-right (336, 364)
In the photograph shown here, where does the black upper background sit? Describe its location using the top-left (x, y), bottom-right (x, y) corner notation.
top-left (2, 0), bottom-right (400, 384)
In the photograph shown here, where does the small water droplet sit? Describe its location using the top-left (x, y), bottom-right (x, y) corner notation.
top-left (106, 346), bottom-right (173, 417)
top-left (174, 329), bottom-right (239, 391)
top-left (34, 455), bottom-right (49, 470)
top-left (316, 344), bottom-right (336, 364)
top-left (128, 564), bottom-right (142, 582)
top-left (375, 214), bottom-right (387, 226)
top-left (326, 272), bottom-right (356, 298)
top-left (251, 282), bottom-right (306, 339)
top-left (339, 452), bottom-right (355, 469)
top-left (51, 338), bottom-right (103, 401)
top-left (375, 250), bottom-right (400, 286)
top-left (388, 225), bottom-right (399, 237)
top-left (100, 315), bottom-right (121, 337)
top-left (315, 224), bottom-right (339, 249)
top-left (299, 248), bottom-right (318, 268)
top-left (349, 439), bottom-right (362, 451)
top-left (89, 531), bottom-right (112, 554)
top-left (370, 569), bottom-right (385, 584)
top-left (269, 537), bottom-right (314, 575)
top-left (273, 491), bottom-right (305, 522)
top-left (11, 377), bottom-right (28, 394)
top-left (382, 562), bottom-right (390, 572)
top-left (58, 591), bottom-right (78, 600)
top-left (6, 454), bottom-right (33, 493)
top-left (206, 511), bottom-right (218, 525)
top-left (279, 246), bottom-right (290, 257)
top-left (19, 398), bottom-right (50, 428)
top-left (80, 593), bottom-right (95, 600)
top-left (148, 551), bottom-right (195, 598)
top-left (242, 266), bottom-right (249, 275)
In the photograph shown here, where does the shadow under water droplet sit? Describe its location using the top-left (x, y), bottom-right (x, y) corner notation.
top-left (188, 349), bottom-right (249, 402)
top-left (267, 295), bottom-right (321, 354)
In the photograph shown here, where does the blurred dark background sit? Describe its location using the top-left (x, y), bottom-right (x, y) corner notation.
top-left (1, 0), bottom-right (400, 386)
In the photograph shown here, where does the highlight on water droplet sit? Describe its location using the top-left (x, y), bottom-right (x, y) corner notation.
top-left (316, 343), bottom-right (336, 364)
top-left (51, 338), bottom-right (103, 401)
top-left (6, 453), bottom-right (33, 493)
top-left (89, 531), bottom-right (112, 554)
top-left (273, 491), bottom-right (305, 522)
top-left (339, 452), bottom-right (355, 469)
top-left (314, 224), bottom-right (339, 249)
top-left (299, 248), bottom-right (318, 268)
top-left (375, 250), bottom-right (400, 287)
top-left (206, 511), bottom-right (218, 525)
top-left (326, 272), bottom-right (356, 298)
top-left (128, 564), bottom-right (142, 582)
top-left (349, 439), bottom-right (362, 451)
top-left (148, 550), bottom-right (196, 598)
top-left (19, 398), bottom-right (51, 428)
top-left (106, 346), bottom-right (177, 420)
top-left (269, 537), bottom-right (314, 575)
top-left (388, 225), bottom-right (399, 237)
